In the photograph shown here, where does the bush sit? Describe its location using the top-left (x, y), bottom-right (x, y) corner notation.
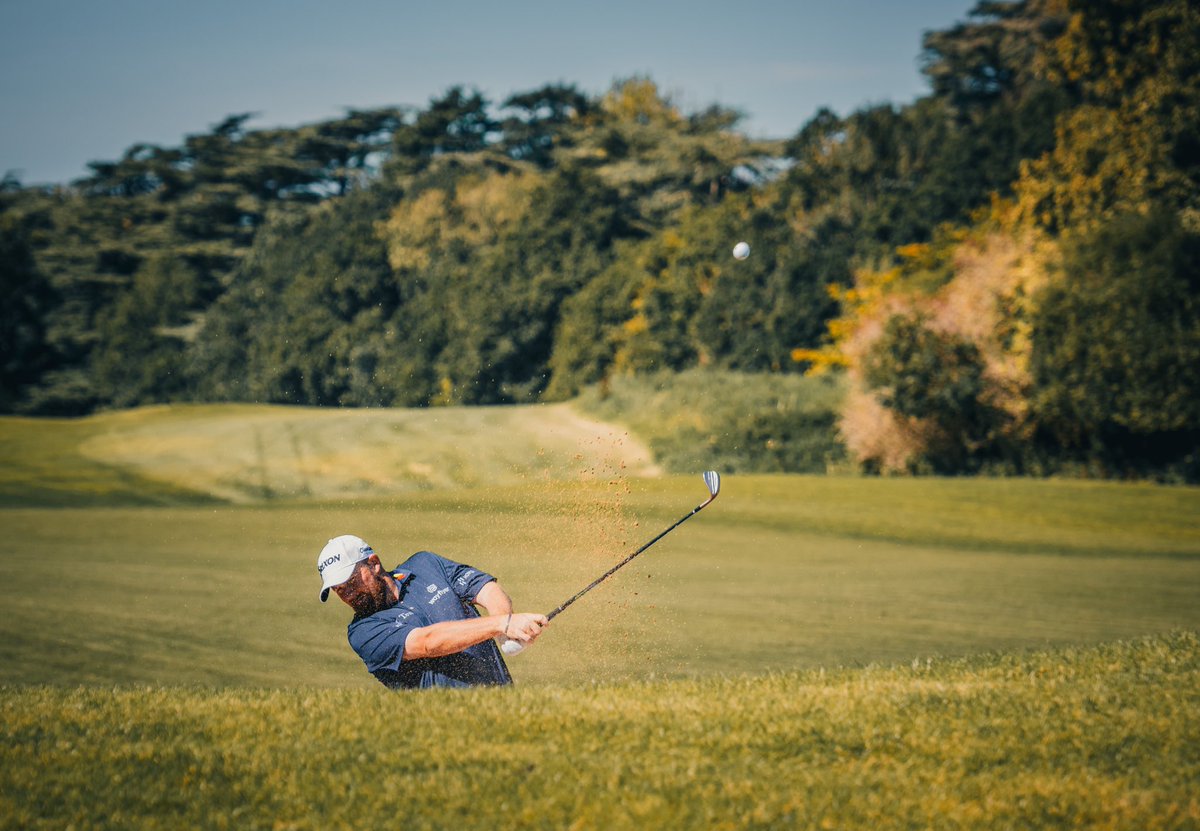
top-left (1031, 210), bottom-right (1200, 481)
top-left (575, 368), bottom-right (847, 474)
top-left (861, 312), bottom-right (1007, 473)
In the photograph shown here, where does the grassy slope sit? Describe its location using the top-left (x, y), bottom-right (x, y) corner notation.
top-left (0, 413), bottom-right (218, 507)
top-left (3, 633), bottom-right (1198, 830)
top-left (575, 368), bottom-right (848, 474)
top-left (0, 402), bottom-right (659, 506)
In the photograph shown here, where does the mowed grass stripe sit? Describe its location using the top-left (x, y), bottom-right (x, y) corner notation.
top-left (2, 633), bottom-right (1197, 830)
top-left (710, 475), bottom-right (1200, 558)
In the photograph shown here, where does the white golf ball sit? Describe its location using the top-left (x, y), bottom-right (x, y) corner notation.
top-left (732, 241), bottom-right (751, 260)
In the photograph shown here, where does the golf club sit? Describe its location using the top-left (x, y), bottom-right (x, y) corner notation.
top-left (501, 470), bottom-right (721, 656)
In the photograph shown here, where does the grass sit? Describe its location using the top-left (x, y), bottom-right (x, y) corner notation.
top-left (1, 474), bottom-right (1197, 687)
top-left (0, 412), bottom-right (217, 506)
top-left (3, 401), bottom-right (1200, 828)
top-left (0, 401), bottom-right (659, 506)
top-left (576, 368), bottom-right (847, 474)
top-left (2, 633), bottom-right (1197, 830)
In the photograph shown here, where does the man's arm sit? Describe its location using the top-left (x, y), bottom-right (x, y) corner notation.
top-left (403, 611), bottom-right (547, 660)
top-left (474, 580), bottom-right (513, 616)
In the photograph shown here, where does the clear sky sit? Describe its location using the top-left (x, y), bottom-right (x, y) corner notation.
top-left (1, 0), bottom-right (978, 185)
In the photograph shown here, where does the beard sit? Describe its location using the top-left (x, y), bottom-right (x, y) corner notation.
top-left (348, 575), bottom-right (395, 617)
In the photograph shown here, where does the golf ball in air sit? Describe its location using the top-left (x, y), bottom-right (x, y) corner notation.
top-left (732, 241), bottom-right (751, 260)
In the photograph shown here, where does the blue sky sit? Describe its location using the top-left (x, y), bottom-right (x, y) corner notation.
top-left (1, 0), bottom-right (977, 185)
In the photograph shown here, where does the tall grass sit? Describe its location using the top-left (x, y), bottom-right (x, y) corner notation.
top-left (3, 633), bottom-right (1197, 830)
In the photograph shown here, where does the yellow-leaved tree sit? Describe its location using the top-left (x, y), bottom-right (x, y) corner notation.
top-left (804, 0), bottom-right (1200, 477)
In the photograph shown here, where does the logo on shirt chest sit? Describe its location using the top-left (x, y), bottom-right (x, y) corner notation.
top-left (426, 582), bottom-right (451, 605)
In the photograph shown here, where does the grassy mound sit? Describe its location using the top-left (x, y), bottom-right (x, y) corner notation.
top-left (3, 633), bottom-right (1197, 830)
top-left (0, 402), bottom-right (659, 506)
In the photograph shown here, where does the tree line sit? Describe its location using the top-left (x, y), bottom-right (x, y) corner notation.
top-left (2, 0), bottom-right (1197, 480)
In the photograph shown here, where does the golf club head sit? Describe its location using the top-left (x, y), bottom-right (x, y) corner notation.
top-left (703, 470), bottom-right (721, 500)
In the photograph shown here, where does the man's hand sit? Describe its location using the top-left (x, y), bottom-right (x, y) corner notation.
top-left (505, 612), bottom-right (548, 642)
top-left (499, 612), bottom-right (548, 656)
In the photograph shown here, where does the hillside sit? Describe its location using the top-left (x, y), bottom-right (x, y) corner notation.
top-left (0, 401), bottom-right (659, 505)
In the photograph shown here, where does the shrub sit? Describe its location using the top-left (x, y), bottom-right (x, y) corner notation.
top-left (575, 368), bottom-right (847, 474)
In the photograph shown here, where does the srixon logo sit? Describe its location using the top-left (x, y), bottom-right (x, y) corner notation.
top-left (319, 545), bottom-right (372, 574)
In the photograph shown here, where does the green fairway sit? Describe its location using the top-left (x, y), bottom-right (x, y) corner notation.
top-left (3, 634), bottom-right (1197, 830)
top-left (1, 473), bottom-right (1197, 687)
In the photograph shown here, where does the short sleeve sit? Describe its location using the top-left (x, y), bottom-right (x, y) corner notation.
top-left (416, 551), bottom-right (496, 603)
top-left (348, 611), bottom-right (420, 673)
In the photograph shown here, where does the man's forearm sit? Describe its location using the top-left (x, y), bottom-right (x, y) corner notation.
top-left (404, 615), bottom-right (507, 660)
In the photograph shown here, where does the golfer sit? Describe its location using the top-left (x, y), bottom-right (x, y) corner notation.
top-left (317, 534), bottom-right (547, 689)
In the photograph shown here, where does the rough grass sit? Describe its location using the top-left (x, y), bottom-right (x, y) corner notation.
top-left (3, 633), bottom-right (1197, 830)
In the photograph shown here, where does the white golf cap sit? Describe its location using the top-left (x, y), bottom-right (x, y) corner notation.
top-left (317, 534), bottom-right (375, 602)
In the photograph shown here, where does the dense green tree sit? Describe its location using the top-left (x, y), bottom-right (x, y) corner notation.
top-left (296, 107), bottom-right (406, 196)
top-left (784, 0), bottom-right (1072, 253)
top-left (440, 166), bottom-right (632, 403)
top-left (0, 205), bottom-right (55, 409)
top-left (1014, 0), bottom-right (1200, 229)
top-left (1030, 210), bottom-right (1200, 477)
top-left (861, 313), bottom-right (1004, 472)
top-left (190, 185), bottom-right (404, 406)
top-left (90, 255), bottom-right (200, 407)
top-left (548, 191), bottom-right (848, 396)
top-left (388, 87), bottom-right (497, 175)
top-left (499, 83), bottom-right (592, 167)
top-left (10, 109), bottom-right (407, 412)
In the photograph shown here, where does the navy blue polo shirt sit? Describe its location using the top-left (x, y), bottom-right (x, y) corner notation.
top-left (346, 551), bottom-right (513, 690)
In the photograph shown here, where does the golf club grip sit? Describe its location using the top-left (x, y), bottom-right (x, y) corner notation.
top-left (545, 497), bottom-right (713, 621)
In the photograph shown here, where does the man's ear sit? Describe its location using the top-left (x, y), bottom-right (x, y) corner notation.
top-left (365, 554), bottom-right (384, 574)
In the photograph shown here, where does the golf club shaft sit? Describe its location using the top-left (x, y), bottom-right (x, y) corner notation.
top-left (546, 490), bottom-right (718, 621)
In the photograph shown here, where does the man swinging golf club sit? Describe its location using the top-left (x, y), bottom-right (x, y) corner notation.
top-left (317, 534), bottom-right (547, 689)
top-left (318, 471), bottom-right (720, 687)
